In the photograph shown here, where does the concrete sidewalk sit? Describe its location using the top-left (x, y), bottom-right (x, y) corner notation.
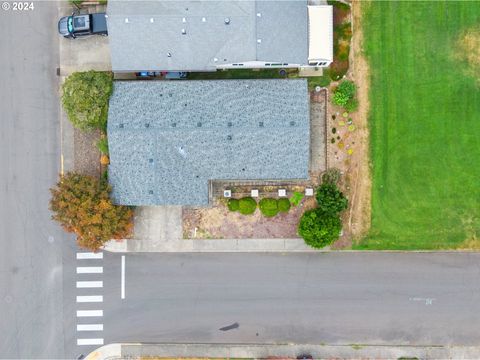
top-left (87, 342), bottom-right (480, 360)
top-left (104, 237), bottom-right (315, 252)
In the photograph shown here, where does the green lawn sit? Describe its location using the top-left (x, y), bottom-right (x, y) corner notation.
top-left (354, 2), bottom-right (480, 249)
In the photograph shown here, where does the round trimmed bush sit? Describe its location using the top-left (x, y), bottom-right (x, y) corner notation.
top-left (259, 198), bottom-right (279, 217)
top-left (227, 198), bottom-right (239, 212)
top-left (298, 209), bottom-right (342, 249)
top-left (278, 198), bottom-right (291, 213)
top-left (238, 197), bottom-right (257, 215)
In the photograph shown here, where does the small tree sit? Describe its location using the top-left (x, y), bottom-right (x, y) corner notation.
top-left (298, 209), bottom-right (342, 249)
top-left (50, 172), bottom-right (133, 251)
top-left (315, 183), bottom-right (348, 216)
top-left (62, 71), bottom-right (113, 131)
top-left (259, 198), bottom-right (279, 217)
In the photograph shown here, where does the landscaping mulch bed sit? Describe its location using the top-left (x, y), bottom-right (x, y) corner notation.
top-left (183, 197), bottom-right (317, 239)
top-left (73, 128), bottom-right (101, 178)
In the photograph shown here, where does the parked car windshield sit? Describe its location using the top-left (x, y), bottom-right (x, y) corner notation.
top-left (67, 16), bottom-right (74, 33)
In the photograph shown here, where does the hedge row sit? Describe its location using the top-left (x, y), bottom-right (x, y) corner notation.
top-left (227, 197), bottom-right (291, 217)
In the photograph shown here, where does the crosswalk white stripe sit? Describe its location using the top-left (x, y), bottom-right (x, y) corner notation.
top-left (77, 338), bottom-right (104, 346)
top-left (76, 266), bottom-right (103, 274)
top-left (76, 281), bottom-right (103, 288)
top-left (77, 252), bottom-right (103, 259)
top-left (77, 324), bottom-right (103, 331)
top-left (76, 295), bottom-right (103, 303)
top-left (76, 310), bottom-right (103, 317)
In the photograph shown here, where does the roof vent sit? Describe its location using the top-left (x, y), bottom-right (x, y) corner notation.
top-left (181, 29), bottom-right (186, 35)
top-left (202, 17), bottom-right (206, 22)
top-left (290, 121), bottom-right (296, 126)
top-left (256, 12), bottom-right (261, 17)
top-left (148, 190), bottom-right (154, 194)
top-left (224, 17), bottom-right (230, 25)
top-left (257, 39), bottom-right (262, 44)
top-left (149, 158), bottom-right (154, 163)
top-left (178, 146), bottom-right (187, 158)
top-left (167, 52), bottom-right (172, 57)
top-left (213, 58), bottom-right (218, 62)
top-left (182, 17), bottom-right (186, 23)
top-left (145, 123), bottom-right (150, 128)
top-left (125, 18), bottom-right (129, 23)
top-left (150, 18), bottom-right (154, 23)
top-left (227, 135), bottom-right (232, 140)
top-left (259, 121), bottom-right (264, 127)
top-left (197, 122), bottom-right (202, 127)
top-left (119, 123), bottom-right (124, 128)
top-left (227, 121), bottom-right (233, 127)
top-left (171, 122), bottom-right (177, 127)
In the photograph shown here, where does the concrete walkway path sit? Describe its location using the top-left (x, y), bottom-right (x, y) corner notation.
top-left (87, 343), bottom-right (480, 360)
top-left (104, 237), bottom-right (315, 252)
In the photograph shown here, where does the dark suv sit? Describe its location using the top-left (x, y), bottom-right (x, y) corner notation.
top-left (58, 13), bottom-right (108, 38)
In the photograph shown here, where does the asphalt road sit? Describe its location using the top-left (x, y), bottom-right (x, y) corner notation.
top-left (0, 1), bottom-right (71, 358)
top-left (63, 252), bottom-right (480, 358)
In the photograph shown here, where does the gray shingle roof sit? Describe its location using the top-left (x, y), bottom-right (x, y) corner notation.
top-left (107, 0), bottom-right (308, 71)
top-left (107, 79), bottom-right (310, 206)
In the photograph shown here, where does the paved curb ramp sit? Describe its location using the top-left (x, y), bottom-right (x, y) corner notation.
top-left (86, 343), bottom-right (480, 360)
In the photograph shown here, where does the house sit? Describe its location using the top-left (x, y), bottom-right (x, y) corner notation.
top-left (106, 0), bottom-right (333, 72)
top-left (107, 79), bottom-right (310, 206)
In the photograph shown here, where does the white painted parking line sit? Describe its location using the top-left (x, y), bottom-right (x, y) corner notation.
top-left (121, 255), bottom-right (125, 299)
top-left (76, 295), bottom-right (103, 303)
top-left (76, 281), bottom-right (103, 288)
top-left (76, 310), bottom-right (103, 317)
top-left (76, 266), bottom-right (103, 274)
top-left (77, 324), bottom-right (104, 331)
top-left (76, 252), bottom-right (103, 259)
top-left (77, 338), bottom-right (104, 346)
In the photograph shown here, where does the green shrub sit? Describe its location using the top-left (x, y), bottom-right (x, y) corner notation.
top-left (96, 137), bottom-right (109, 155)
top-left (345, 98), bottom-right (359, 112)
top-left (259, 198), bottom-right (279, 217)
top-left (227, 198), bottom-right (240, 212)
top-left (62, 71), bottom-right (113, 131)
top-left (315, 183), bottom-right (348, 216)
top-left (327, 0), bottom-right (350, 11)
top-left (238, 197), bottom-right (257, 215)
top-left (308, 74), bottom-right (331, 89)
top-left (290, 191), bottom-right (305, 206)
top-left (322, 168), bottom-right (342, 185)
top-left (333, 80), bottom-right (356, 107)
top-left (278, 198), bottom-right (291, 213)
top-left (298, 209), bottom-right (342, 248)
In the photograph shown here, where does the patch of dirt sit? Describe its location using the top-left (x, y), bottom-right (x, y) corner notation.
top-left (73, 128), bottom-right (101, 178)
top-left (183, 197), bottom-right (317, 239)
top-left (455, 27), bottom-right (480, 80)
top-left (328, 0), bottom-right (371, 248)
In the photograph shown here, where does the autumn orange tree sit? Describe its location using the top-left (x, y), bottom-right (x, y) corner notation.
top-left (50, 172), bottom-right (133, 251)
